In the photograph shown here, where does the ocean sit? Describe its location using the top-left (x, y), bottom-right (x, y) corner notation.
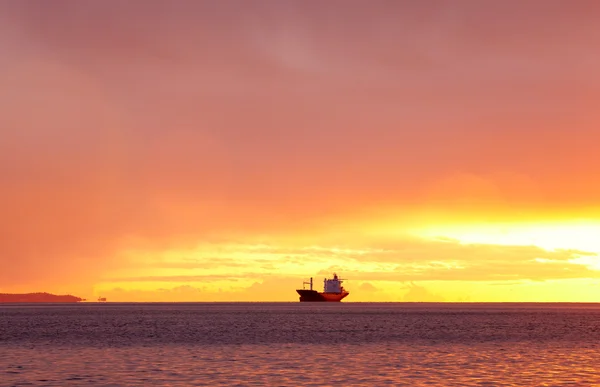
top-left (1, 303), bottom-right (600, 386)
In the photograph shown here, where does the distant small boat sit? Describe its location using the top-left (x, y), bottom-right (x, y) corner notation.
top-left (296, 273), bottom-right (349, 302)
top-left (97, 297), bottom-right (107, 302)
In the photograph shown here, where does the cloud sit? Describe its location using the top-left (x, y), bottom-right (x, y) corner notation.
top-left (111, 275), bottom-right (248, 283)
top-left (100, 276), bottom-right (303, 302)
top-left (312, 239), bottom-right (600, 282)
top-left (358, 282), bottom-right (378, 292)
top-left (99, 285), bottom-right (205, 303)
top-left (402, 283), bottom-right (445, 302)
top-left (99, 276), bottom-right (402, 302)
top-left (101, 237), bottom-right (600, 289)
top-left (92, 234), bottom-right (600, 301)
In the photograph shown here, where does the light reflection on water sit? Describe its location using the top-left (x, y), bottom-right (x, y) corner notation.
top-left (4, 344), bottom-right (600, 386)
top-left (2, 303), bottom-right (600, 385)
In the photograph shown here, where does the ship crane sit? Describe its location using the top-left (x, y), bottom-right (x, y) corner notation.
top-left (302, 277), bottom-right (314, 291)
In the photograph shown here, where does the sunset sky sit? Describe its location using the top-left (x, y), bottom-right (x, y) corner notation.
top-left (1, 1), bottom-right (600, 302)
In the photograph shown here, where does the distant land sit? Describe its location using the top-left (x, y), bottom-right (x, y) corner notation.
top-left (0, 292), bottom-right (85, 303)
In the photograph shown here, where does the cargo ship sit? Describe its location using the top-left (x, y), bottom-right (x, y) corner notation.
top-left (296, 273), bottom-right (349, 302)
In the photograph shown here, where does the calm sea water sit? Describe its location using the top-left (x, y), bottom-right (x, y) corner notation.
top-left (2, 303), bottom-right (600, 386)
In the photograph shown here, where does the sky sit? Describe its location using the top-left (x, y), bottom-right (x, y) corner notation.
top-left (1, 0), bottom-right (600, 302)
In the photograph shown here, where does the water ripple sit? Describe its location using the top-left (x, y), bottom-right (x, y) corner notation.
top-left (1, 303), bottom-right (600, 385)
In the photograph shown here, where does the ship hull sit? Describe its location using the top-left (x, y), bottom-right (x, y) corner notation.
top-left (296, 289), bottom-right (349, 302)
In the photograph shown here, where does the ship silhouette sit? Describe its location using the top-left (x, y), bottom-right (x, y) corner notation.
top-left (296, 273), bottom-right (349, 302)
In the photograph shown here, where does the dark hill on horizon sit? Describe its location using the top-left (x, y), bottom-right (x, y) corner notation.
top-left (0, 292), bottom-right (84, 303)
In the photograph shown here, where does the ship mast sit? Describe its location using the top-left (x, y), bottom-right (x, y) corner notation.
top-left (303, 277), bottom-right (313, 290)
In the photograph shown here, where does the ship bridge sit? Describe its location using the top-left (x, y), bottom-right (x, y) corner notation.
top-left (324, 273), bottom-right (345, 293)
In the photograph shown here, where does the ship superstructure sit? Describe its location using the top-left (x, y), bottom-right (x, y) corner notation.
top-left (296, 273), bottom-right (349, 302)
